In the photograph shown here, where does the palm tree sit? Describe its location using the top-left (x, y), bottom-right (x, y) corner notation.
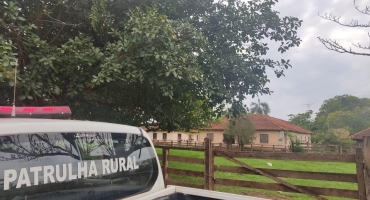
top-left (250, 99), bottom-right (270, 115)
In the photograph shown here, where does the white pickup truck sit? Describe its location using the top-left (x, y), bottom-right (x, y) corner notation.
top-left (0, 106), bottom-right (266, 200)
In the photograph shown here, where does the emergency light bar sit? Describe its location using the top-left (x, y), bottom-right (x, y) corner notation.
top-left (0, 106), bottom-right (72, 118)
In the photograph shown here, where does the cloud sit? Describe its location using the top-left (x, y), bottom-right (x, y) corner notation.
top-left (243, 0), bottom-right (370, 121)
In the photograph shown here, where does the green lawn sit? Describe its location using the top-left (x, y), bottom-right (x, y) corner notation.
top-left (156, 148), bottom-right (358, 200)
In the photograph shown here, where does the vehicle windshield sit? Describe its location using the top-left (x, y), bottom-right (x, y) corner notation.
top-left (0, 132), bottom-right (158, 200)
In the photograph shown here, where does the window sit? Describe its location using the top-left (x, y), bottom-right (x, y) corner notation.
top-left (153, 132), bottom-right (157, 140)
top-left (260, 134), bottom-right (268, 143)
top-left (207, 133), bottom-right (214, 141)
top-left (0, 132), bottom-right (159, 200)
top-left (163, 133), bottom-right (167, 140)
top-left (178, 134), bottom-right (182, 141)
top-left (196, 134), bottom-right (199, 141)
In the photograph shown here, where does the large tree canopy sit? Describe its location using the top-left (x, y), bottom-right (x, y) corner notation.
top-left (0, 0), bottom-right (302, 131)
top-left (314, 95), bottom-right (370, 134)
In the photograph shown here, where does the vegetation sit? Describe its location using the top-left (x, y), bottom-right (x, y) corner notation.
top-left (288, 110), bottom-right (314, 131)
top-left (0, 0), bottom-right (302, 132)
top-left (286, 132), bottom-right (305, 153)
top-left (318, 1), bottom-right (370, 56)
top-left (314, 95), bottom-right (370, 134)
top-left (312, 129), bottom-right (355, 147)
top-left (250, 99), bottom-right (271, 115)
top-left (224, 114), bottom-right (256, 146)
top-left (289, 95), bottom-right (370, 145)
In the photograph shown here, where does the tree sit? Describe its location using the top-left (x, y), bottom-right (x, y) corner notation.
top-left (250, 99), bottom-right (271, 115)
top-left (317, 0), bottom-right (370, 56)
top-left (314, 95), bottom-right (370, 134)
top-left (0, 0), bottom-right (302, 132)
top-left (285, 132), bottom-right (305, 153)
top-left (224, 114), bottom-right (256, 146)
top-left (311, 128), bottom-right (355, 147)
top-left (288, 110), bottom-right (314, 131)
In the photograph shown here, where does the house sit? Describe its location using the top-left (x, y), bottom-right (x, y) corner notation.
top-left (198, 114), bottom-right (313, 146)
top-left (143, 114), bottom-right (313, 146)
top-left (350, 127), bottom-right (370, 144)
top-left (142, 126), bottom-right (193, 142)
top-left (197, 117), bottom-right (229, 144)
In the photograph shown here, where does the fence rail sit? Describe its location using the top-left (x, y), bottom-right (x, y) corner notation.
top-left (158, 137), bottom-right (370, 200)
top-left (154, 140), bottom-right (362, 154)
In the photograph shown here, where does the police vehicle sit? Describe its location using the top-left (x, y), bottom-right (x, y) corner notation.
top-left (0, 106), bottom-right (266, 200)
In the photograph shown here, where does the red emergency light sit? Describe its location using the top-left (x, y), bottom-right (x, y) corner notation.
top-left (0, 106), bottom-right (72, 118)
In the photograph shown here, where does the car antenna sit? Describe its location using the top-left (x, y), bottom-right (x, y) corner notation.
top-left (11, 66), bottom-right (17, 117)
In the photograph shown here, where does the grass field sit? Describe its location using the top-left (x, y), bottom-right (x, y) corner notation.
top-left (156, 148), bottom-right (358, 200)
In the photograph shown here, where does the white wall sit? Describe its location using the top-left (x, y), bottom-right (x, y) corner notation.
top-left (147, 131), bottom-right (191, 141)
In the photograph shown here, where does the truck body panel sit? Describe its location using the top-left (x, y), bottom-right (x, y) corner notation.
top-left (0, 118), bottom-right (267, 200)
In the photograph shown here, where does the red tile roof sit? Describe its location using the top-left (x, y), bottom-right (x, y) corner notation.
top-left (350, 128), bottom-right (370, 140)
top-left (250, 114), bottom-right (313, 134)
top-left (205, 114), bottom-right (313, 134)
top-left (205, 117), bottom-right (230, 131)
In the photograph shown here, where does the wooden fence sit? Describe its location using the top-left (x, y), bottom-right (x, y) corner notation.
top-left (154, 140), bottom-right (362, 154)
top-left (156, 136), bottom-right (370, 200)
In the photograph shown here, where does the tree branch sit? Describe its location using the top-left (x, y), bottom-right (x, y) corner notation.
top-left (48, 24), bottom-right (65, 45)
top-left (318, 12), bottom-right (370, 28)
top-left (352, 42), bottom-right (370, 50)
top-left (354, 0), bottom-right (370, 16)
top-left (317, 37), bottom-right (370, 56)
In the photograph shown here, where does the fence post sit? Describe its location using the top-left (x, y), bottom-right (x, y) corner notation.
top-left (261, 145), bottom-right (263, 152)
top-left (204, 138), bottom-right (214, 190)
top-left (162, 147), bottom-right (169, 187)
top-left (364, 136), bottom-right (370, 199)
top-left (306, 142), bottom-right (309, 152)
top-left (273, 145), bottom-right (275, 153)
top-left (250, 144), bottom-right (253, 152)
top-left (355, 148), bottom-right (366, 200)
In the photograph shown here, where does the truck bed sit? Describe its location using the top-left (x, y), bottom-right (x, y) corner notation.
top-left (154, 192), bottom-right (219, 200)
top-left (126, 185), bottom-right (268, 200)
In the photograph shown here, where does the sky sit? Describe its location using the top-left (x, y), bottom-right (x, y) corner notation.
top-left (244, 0), bottom-right (370, 121)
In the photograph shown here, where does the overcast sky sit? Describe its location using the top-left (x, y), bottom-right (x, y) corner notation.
top-left (244, 0), bottom-right (370, 121)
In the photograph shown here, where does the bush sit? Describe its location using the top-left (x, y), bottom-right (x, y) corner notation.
top-left (286, 132), bottom-right (305, 153)
top-left (291, 141), bottom-right (305, 153)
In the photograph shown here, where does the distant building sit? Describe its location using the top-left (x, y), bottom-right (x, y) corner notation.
top-left (350, 127), bottom-right (370, 144)
top-left (198, 114), bottom-right (312, 146)
top-left (144, 114), bottom-right (313, 146)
